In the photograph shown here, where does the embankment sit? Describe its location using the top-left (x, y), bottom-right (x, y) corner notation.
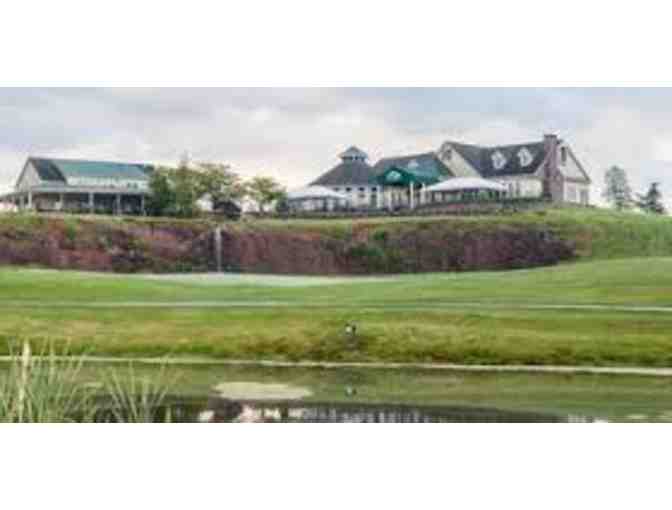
top-left (0, 207), bottom-right (670, 274)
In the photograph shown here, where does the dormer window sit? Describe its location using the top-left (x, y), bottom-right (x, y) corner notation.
top-left (492, 150), bottom-right (507, 170)
top-left (518, 148), bottom-right (533, 167)
top-left (437, 142), bottom-right (453, 162)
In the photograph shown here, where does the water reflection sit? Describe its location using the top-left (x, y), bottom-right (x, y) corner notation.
top-left (155, 397), bottom-right (595, 423)
top-left (93, 395), bottom-right (597, 423)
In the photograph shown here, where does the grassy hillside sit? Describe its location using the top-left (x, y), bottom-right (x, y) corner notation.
top-left (241, 207), bottom-right (672, 260)
top-left (1, 257), bottom-right (672, 366)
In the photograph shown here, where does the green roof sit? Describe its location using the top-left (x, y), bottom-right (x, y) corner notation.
top-left (30, 157), bottom-right (152, 182)
top-left (376, 165), bottom-right (441, 186)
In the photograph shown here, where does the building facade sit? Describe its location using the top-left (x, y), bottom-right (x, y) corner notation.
top-left (310, 147), bottom-right (381, 209)
top-left (309, 134), bottom-right (591, 210)
top-left (0, 157), bottom-right (153, 215)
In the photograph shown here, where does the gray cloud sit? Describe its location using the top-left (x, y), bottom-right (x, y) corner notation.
top-left (1, 87), bottom-right (671, 206)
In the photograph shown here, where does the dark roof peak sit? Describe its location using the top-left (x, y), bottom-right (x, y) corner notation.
top-left (338, 146), bottom-right (368, 161)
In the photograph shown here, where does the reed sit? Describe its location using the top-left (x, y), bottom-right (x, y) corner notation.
top-left (0, 341), bottom-right (174, 423)
top-left (101, 363), bottom-right (175, 423)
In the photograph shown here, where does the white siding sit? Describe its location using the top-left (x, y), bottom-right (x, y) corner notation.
top-left (558, 144), bottom-right (589, 181)
top-left (331, 185), bottom-right (379, 209)
top-left (17, 162), bottom-right (42, 190)
top-left (493, 178), bottom-right (542, 198)
top-left (564, 182), bottom-right (590, 204)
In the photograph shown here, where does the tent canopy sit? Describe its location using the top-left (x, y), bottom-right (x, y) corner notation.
top-left (425, 177), bottom-right (506, 193)
top-left (375, 165), bottom-right (440, 187)
top-left (286, 185), bottom-right (348, 201)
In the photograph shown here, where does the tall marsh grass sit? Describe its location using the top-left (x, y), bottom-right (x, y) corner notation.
top-left (0, 341), bottom-right (174, 423)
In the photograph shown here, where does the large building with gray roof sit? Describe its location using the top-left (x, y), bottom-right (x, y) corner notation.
top-left (1, 157), bottom-right (153, 214)
top-left (308, 134), bottom-right (591, 210)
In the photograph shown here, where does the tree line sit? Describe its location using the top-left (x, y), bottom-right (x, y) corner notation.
top-left (146, 159), bottom-right (286, 218)
top-left (603, 166), bottom-right (667, 214)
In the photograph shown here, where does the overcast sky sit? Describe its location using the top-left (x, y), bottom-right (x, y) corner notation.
top-left (1, 88), bottom-right (671, 204)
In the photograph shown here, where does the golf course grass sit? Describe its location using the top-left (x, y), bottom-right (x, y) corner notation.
top-left (1, 256), bottom-right (670, 366)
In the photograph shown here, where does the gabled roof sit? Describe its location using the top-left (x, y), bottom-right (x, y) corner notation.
top-left (30, 158), bottom-right (67, 182)
top-left (311, 159), bottom-right (378, 186)
top-left (373, 152), bottom-right (453, 183)
top-left (448, 141), bottom-right (547, 178)
top-left (26, 157), bottom-right (153, 187)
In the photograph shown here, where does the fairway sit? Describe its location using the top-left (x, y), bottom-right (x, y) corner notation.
top-left (1, 257), bottom-right (671, 366)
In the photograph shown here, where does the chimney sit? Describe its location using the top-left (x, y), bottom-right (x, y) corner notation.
top-left (542, 134), bottom-right (559, 200)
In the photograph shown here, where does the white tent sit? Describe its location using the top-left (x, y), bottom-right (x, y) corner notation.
top-left (425, 177), bottom-right (506, 193)
top-left (286, 185), bottom-right (348, 201)
top-left (286, 185), bottom-right (348, 212)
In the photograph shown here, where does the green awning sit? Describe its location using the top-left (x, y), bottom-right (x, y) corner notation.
top-left (376, 166), bottom-right (439, 186)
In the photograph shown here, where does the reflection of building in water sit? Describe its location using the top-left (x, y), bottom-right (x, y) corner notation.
top-left (224, 402), bottom-right (572, 423)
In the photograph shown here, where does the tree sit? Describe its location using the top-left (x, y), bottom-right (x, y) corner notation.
top-left (146, 160), bottom-right (248, 218)
top-left (603, 166), bottom-right (633, 210)
top-left (146, 168), bottom-right (176, 216)
top-left (196, 163), bottom-right (247, 209)
top-left (637, 182), bottom-right (666, 215)
top-left (246, 176), bottom-right (286, 213)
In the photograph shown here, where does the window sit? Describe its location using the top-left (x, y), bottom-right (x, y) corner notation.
top-left (438, 142), bottom-right (453, 162)
top-left (345, 187), bottom-right (352, 193)
top-left (359, 187), bottom-right (366, 192)
top-left (492, 151), bottom-right (507, 170)
top-left (560, 147), bottom-right (568, 165)
top-left (518, 148), bottom-right (533, 167)
top-left (333, 188), bottom-right (340, 191)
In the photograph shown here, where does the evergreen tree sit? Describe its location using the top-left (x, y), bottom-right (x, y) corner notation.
top-left (602, 166), bottom-right (633, 210)
top-left (637, 182), bottom-right (666, 215)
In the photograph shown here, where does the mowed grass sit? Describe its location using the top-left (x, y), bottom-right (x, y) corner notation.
top-left (1, 256), bottom-right (671, 305)
top-left (0, 257), bottom-right (671, 366)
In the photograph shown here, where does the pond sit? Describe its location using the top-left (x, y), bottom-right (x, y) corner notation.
top-left (103, 394), bottom-right (588, 423)
top-left (152, 397), bottom-right (591, 423)
top-left (4, 360), bottom-right (672, 422)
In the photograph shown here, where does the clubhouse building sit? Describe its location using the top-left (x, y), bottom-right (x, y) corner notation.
top-left (0, 157), bottom-right (153, 215)
top-left (291, 134), bottom-right (591, 211)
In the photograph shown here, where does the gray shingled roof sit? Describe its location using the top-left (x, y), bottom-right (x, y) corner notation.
top-left (310, 160), bottom-right (378, 186)
top-left (449, 142), bottom-right (547, 178)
